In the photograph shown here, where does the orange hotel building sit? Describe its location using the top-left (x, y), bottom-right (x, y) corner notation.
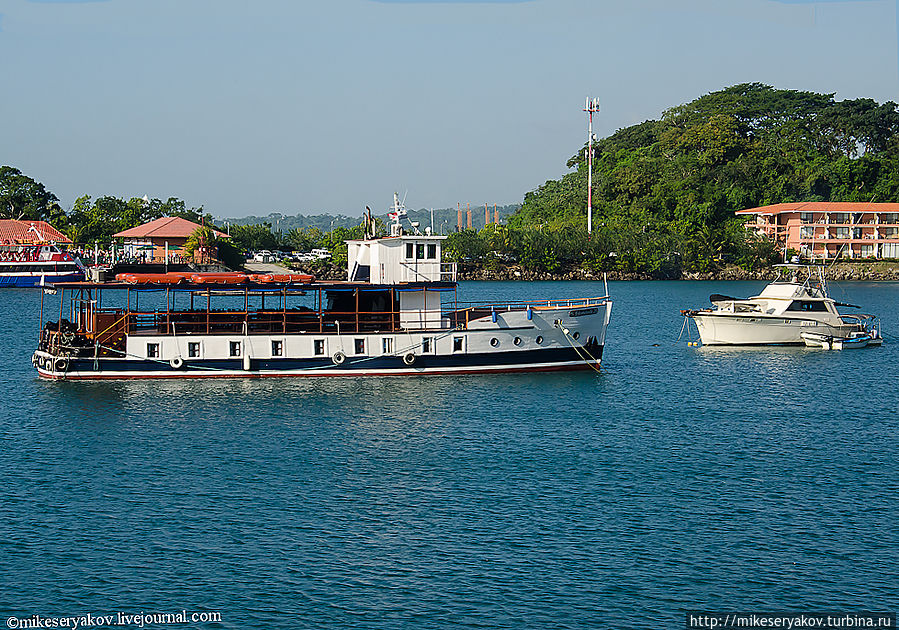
top-left (737, 202), bottom-right (899, 260)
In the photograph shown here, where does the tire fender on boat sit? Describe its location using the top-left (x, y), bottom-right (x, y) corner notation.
top-left (332, 351), bottom-right (346, 366)
top-left (402, 352), bottom-right (416, 366)
top-left (170, 357), bottom-right (184, 369)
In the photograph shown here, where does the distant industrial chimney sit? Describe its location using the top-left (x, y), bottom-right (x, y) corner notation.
top-left (467, 203), bottom-right (472, 229)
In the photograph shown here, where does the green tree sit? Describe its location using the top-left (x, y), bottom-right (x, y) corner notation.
top-left (0, 166), bottom-right (60, 220)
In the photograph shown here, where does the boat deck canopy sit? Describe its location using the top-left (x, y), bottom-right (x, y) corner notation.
top-left (48, 280), bottom-right (458, 292)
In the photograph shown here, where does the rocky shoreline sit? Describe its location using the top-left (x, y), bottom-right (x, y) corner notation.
top-left (292, 261), bottom-right (899, 282)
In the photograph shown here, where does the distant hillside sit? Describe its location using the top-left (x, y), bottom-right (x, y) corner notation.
top-left (487, 82), bottom-right (899, 274)
top-left (217, 204), bottom-right (520, 235)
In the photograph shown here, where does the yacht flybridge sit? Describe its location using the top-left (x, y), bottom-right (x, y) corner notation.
top-left (682, 264), bottom-right (880, 346)
top-left (32, 197), bottom-right (612, 379)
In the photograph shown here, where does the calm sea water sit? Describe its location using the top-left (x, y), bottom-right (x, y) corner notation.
top-left (1, 280), bottom-right (897, 629)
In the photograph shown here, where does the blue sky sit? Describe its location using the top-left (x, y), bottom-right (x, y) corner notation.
top-left (1, 0), bottom-right (897, 217)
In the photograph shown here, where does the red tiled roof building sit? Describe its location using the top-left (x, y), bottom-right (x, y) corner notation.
top-left (0, 220), bottom-right (72, 245)
top-left (114, 217), bottom-right (227, 263)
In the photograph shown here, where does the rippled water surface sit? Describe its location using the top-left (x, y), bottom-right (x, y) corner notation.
top-left (2, 280), bottom-right (897, 629)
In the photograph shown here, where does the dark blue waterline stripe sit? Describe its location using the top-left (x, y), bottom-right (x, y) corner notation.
top-left (61, 346), bottom-right (603, 374)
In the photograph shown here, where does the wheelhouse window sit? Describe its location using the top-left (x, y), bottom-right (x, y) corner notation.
top-left (416, 244), bottom-right (425, 260)
top-left (271, 340), bottom-right (283, 357)
top-left (187, 342), bottom-right (200, 358)
top-left (147, 343), bottom-right (159, 358)
top-left (786, 301), bottom-right (828, 312)
top-left (405, 243), bottom-right (414, 260)
top-left (426, 244), bottom-right (437, 259)
top-left (313, 339), bottom-right (326, 356)
top-left (354, 338), bottom-right (366, 355)
top-left (229, 341), bottom-right (241, 357)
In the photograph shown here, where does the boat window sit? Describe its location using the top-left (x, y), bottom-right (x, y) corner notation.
top-left (382, 338), bottom-right (393, 354)
top-left (147, 343), bottom-right (159, 358)
top-left (405, 243), bottom-right (414, 260)
top-left (535, 335), bottom-right (544, 344)
top-left (229, 341), bottom-right (241, 357)
top-left (427, 244), bottom-right (437, 259)
top-left (453, 337), bottom-right (464, 353)
top-left (490, 338), bottom-right (499, 347)
top-left (786, 301), bottom-right (828, 312)
top-left (271, 340), bottom-right (283, 357)
top-left (421, 337), bottom-right (433, 353)
top-left (354, 338), bottom-right (365, 355)
top-left (416, 244), bottom-right (425, 260)
top-left (188, 342), bottom-right (200, 358)
top-left (313, 339), bottom-right (326, 355)
top-left (513, 337), bottom-right (522, 346)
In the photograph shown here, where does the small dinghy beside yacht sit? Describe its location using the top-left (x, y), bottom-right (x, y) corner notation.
top-left (800, 327), bottom-right (882, 350)
top-left (681, 264), bottom-right (882, 346)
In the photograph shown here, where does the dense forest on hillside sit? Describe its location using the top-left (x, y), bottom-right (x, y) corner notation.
top-left (445, 83), bottom-right (899, 274)
top-left (5, 84), bottom-right (899, 274)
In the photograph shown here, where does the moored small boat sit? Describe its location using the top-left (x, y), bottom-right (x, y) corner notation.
top-left (800, 329), bottom-right (882, 350)
top-left (682, 264), bottom-right (880, 346)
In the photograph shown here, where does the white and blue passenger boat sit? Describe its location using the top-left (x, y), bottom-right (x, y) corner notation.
top-left (32, 214), bottom-right (611, 379)
top-left (0, 244), bottom-right (84, 287)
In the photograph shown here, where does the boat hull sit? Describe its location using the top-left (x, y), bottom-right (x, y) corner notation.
top-left (33, 301), bottom-right (611, 380)
top-left (0, 271), bottom-right (83, 287)
top-left (691, 313), bottom-right (858, 345)
top-left (33, 346), bottom-right (603, 379)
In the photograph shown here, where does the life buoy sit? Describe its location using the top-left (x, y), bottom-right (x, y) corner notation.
top-left (170, 357), bottom-right (184, 369)
top-left (54, 357), bottom-right (69, 372)
top-left (402, 352), bottom-right (416, 366)
top-left (332, 351), bottom-right (346, 365)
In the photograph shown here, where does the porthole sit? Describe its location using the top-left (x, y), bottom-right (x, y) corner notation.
top-left (535, 335), bottom-right (544, 344)
top-left (513, 337), bottom-right (522, 346)
top-left (572, 331), bottom-right (580, 340)
top-left (490, 338), bottom-right (499, 347)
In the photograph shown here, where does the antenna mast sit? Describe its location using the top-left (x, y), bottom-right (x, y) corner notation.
top-left (584, 97), bottom-right (600, 234)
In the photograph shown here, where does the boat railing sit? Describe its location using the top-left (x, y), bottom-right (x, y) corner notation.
top-left (839, 313), bottom-right (879, 329)
top-left (455, 295), bottom-right (609, 311)
top-left (117, 307), bottom-right (404, 336)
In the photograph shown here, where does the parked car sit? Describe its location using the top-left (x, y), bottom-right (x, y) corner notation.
top-left (253, 250), bottom-right (274, 263)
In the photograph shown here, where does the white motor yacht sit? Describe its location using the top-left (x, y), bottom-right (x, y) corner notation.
top-left (682, 264), bottom-right (877, 346)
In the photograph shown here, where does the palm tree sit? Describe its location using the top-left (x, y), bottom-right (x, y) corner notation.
top-left (184, 226), bottom-right (219, 264)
